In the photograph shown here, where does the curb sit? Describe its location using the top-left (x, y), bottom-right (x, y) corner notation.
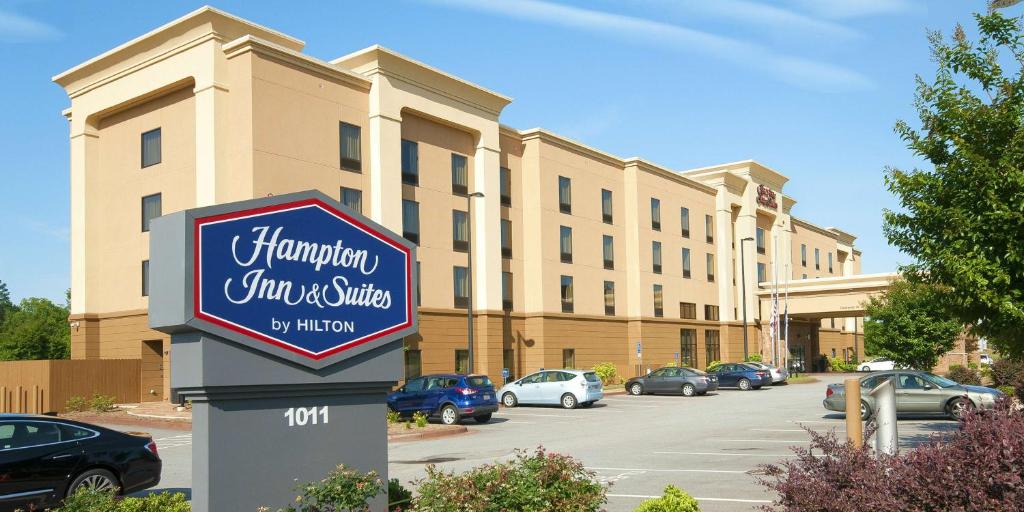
top-left (126, 411), bottom-right (192, 421)
top-left (388, 425), bottom-right (468, 442)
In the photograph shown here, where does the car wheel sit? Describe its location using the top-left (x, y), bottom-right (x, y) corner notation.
top-left (738, 378), bottom-right (752, 391)
top-left (629, 383), bottom-right (644, 396)
top-left (860, 365), bottom-right (870, 372)
top-left (474, 413), bottom-right (492, 423)
top-left (949, 397), bottom-right (973, 420)
top-left (67, 468), bottom-right (119, 497)
top-left (860, 400), bottom-right (871, 420)
top-left (561, 393), bottom-right (578, 409)
top-left (502, 392), bottom-right (518, 408)
top-left (681, 383), bottom-right (696, 397)
top-left (440, 404), bottom-right (460, 425)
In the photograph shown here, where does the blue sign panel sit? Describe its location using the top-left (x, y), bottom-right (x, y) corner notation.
top-left (194, 198), bottom-right (413, 360)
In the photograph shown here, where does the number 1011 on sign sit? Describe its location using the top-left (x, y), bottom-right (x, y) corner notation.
top-left (284, 406), bottom-right (328, 427)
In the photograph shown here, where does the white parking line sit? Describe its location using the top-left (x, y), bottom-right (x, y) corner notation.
top-left (495, 412), bottom-right (596, 419)
top-left (587, 466), bottom-right (747, 474)
top-left (653, 451), bottom-right (796, 458)
top-left (714, 439), bottom-right (809, 443)
top-left (751, 428), bottom-right (843, 433)
top-left (608, 494), bottom-right (771, 504)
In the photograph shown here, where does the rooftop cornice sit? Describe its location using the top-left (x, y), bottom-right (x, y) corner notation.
top-left (683, 159), bottom-right (789, 190)
top-left (624, 157), bottom-right (718, 195)
top-left (792, 216), bottom-right (854, 242)
top-left (517, 127), bottom-right (625, 168)
top-left (223, 35), bottom-right (370, 90)
top-left (827, 227), bottom-right (857, 246)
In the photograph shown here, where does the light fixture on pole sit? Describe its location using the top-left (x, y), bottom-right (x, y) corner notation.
top-left (466, 191), bottom-right (485, 374)
top-left (739, 236), bottom-right (755, 361)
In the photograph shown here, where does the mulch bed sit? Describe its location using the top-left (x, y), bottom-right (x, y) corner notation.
top-left (61, 410), bottom-right (191, 431)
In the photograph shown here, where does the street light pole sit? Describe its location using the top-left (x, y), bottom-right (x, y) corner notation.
top-left (466, 191), bottom-right (485, 374)
top-left (740, 237), bottom-right (754, 361)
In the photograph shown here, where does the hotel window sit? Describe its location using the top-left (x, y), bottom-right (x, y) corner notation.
top-left (706, 253), bottom-right (715, 282)
top-left (828, 252), bottom-right (834, 273)
top-left (401, 139), bottom-right (419, 185)
top-left (705, 215), bottom-right (714, 243)
top-left (603, 235), bottom-right (614, 270)
top-left (141, 260), bottom-right (149, 297)
top-left (679, 302), bottom-right (696, 319)
top-left (502, 271), bottom-right (513, 311)
top-left (501, 219), bottom-right (512, 258)
top-left (652, 241), bottom-right (662, 274)
top-left (563, 349), bottom-right (576, 369)
top-left (339, 122), bottom-right (361, 172)
top-left (141, 193), bottom-right (161, 232)
top-left (455, 350), bottom-right (470, 374)
top-left (653, 284), bottom-right (664, 318)
top-left (558, 176), bottom-right (572, 213)
top-left (756, 227), bottom-right (766, 255)
top-left (680, 329), bottom-right (697, 368)
top-left (404, 346), bottom-right (422, 380)
top-left (141, 128), bottom-right (161, 168)
top-left (704, 305), bottom-right (720, 321)
top-left (453, 266), bottom-right (469, 308)
top-left (340, 187), bottom-right (362, 213)
top-left (500, 167), bottom-right (512, 206)
top-left (451, 154), bottom-right (469, 195)
top-left (815, 248), bottom-right (821, 270)
top-left (681, 248), bottom-right (691, 278)
top-left (757, 262), bottom-right (767, 283)
top-left (604, 281), bottom-right (615, 316)
top-left (802, 273), bottom-right (808, 279)
top-left (801, 244), bottom-right (807, 267)
top-left (560, 226), bottom-right (573, 263)
top-left (680, 207), bottom-right (690, 238)
top-left (452, 210), bottom-right (469, 252)
top-left (560, 275), bottom-right (574, 313)
top-left (651, 198), bottom-right (661, 231)
top-left (402, 200), bottom-right (419, 244)
top-left (705, 330), bottom-right (721, 366)
top-left (601, 189), bottom-right (613, 223)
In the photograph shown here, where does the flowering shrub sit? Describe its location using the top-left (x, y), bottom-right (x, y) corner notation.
top-left (593, 362), bottom-right (618, 385)
top-left (706, 360), bottom-right (723, 371)
top-left (56, 489), bottom-right (190, 511)
top-left (388, 479), bottom-right (413, 511)
top-left (759, 399), bottom-right (1024, 511)
top-left (277, 465), bottom-right (384, 512)
top-left (947, 364), bottom-right (982, 385)
top-left (633, 485), bottom-right (701, 512)
top-left (745, 354), bottom-right (763, 363)
top-left (412, 447), bottom-right (606, 511)
top-left (991, 358), bottom-right (1024, 400)
top-left (412, 412), bottom-right (428, 428)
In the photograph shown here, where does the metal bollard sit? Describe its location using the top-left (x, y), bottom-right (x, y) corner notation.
top-left (844, 378), bottom-right (863, 448)
top-left (869, 378), bottom-right (898, 455)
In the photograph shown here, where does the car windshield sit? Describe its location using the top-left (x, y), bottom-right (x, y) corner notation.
top-left (924, 374), bottom-right (961, 388)
top-left (467, 376), bottom-right (493, 388)
top-left (583, 372), bottom-right (601, 383)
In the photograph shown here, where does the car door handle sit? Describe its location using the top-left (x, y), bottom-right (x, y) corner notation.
top-left (48, 454), bottom-right (76, 460)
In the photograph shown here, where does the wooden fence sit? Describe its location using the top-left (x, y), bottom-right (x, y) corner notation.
top-left (0, 359), bottom-right (141, 414)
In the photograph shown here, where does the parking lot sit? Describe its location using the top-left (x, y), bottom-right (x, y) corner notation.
top-left (123, 374), bottom-right (959, 512)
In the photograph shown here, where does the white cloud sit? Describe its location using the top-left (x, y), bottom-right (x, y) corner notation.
top-left (0, 9), bottom-right (62, 43)
top-left (643, 0), bottom-right (862, 41)
top-left (428, 0), bottom-right (873, 92)
top-left (786, 0), bottom-right (915, 19)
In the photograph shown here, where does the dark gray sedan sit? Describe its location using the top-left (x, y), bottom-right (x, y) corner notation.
top-left (626, 367), bottom-right (719, 397)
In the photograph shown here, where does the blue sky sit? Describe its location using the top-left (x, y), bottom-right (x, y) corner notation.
top-left (0, 0), bottom-right (1006, 302)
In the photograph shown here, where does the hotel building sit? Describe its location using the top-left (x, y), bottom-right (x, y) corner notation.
top-left (55, 7), bottom-right (884, 401)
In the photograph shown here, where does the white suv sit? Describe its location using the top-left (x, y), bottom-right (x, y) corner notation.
top-left (498, 369), bottom-right (603, 409)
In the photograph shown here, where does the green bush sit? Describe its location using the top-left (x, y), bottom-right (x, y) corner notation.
top-left (55, 489), bottom-right (190, 511)
top-left (593, 362), bottom-right (618, 385)
top-left (706, 360), bottom-right (723, 371)
top-left (745, 353), bottom-right (763, 363)
top-left (828, 357), bottom-right (856, 373)
top-left (947, 365), bottom-right (982, 386)
top-left (633, 485), bottom-right (701, 512)
top-left (275, 464), bottom-right (384, 512)
top-left (89, 393), bottom-right (116, 413)
top-left (412, 446), bottom-right (606, 511)
top-left (997, 385), bottom-right (1016, 396)
top-left (65, 395), bottom-right (88, 413)
top-left (389, 478), bottom-right (413, 511)
top-left (413, 411), bottom-right (428, 428)
top-left (386, 409), bottom-right (401, 424)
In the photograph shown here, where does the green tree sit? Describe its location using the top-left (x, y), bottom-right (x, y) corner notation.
top-left (864, 280), bottom-right (963, 370)
top-left (885, 10), bottom-right (1024, 358)
top-left (0, 280), bottom-right (14, 327)
top-left (0, 297), bottom-right (70, 360)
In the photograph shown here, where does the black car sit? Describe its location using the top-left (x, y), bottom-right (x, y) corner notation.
top-left (626, 366), bottom-right (719, 397)
top-left (0, 414), bottom-right (162, 511)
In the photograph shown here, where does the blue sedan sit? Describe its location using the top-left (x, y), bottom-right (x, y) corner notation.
top-left (709, 363), bottom-right (773, 390)
top-left (387, 374), bottom-right (498, 425)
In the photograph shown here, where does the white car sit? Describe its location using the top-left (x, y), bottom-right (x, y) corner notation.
top-left (859, 357), bottom-right (897, 372)
top-left (980, 354), bottom-right (993, 366)
top-left (745, 362), bottom-right (788, 384)
top-left (498, 369), bottom-right (603, 409)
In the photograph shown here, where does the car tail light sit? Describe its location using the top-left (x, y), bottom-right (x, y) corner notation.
top-left (145, 439), bottom-right (159, 457)
top-left (455, 387), bottom-right (477, 396)
top-left (826, 387), bottom-right (834, 398)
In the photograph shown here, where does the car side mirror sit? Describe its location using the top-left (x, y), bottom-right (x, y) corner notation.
top-left (923, 384), bottom-right (933, 390)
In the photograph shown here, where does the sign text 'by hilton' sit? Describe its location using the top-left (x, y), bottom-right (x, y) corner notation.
top-left (194, 198), bottom-right (413, 361)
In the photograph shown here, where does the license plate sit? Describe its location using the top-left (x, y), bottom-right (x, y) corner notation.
top-left (483, 394), bottom-right (491, 400)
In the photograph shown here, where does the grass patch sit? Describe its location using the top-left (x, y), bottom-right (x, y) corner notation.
top-left (786, 376), bottom-right (821, 384)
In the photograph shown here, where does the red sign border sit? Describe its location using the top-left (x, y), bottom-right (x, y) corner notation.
top-left (192, 198), bottom-right (413, 361)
